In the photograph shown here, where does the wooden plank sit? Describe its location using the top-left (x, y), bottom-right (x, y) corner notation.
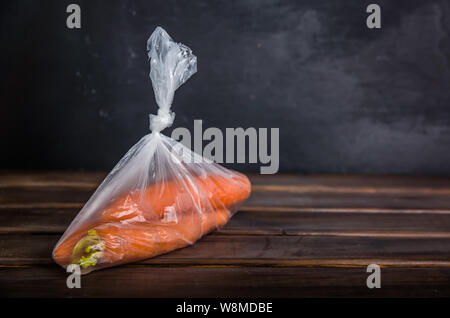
top-left (227, 210), bottom-right (450, 237)
top-left (245, 192), bottom-right (450, 210)
top-left (1, 208), bottom-right (450, 237)
top-left (250, 174), bottom-right (450, 189)
top-left (2, 234), bottom-right (450, 266)
top-left (0, 265), bottom-right (449, 297)
top-left (0, 207), bottom-right (77, 234)
top-left (3, 171), bottom-right (450, 190)
top-left (2, 173), bottom-right (450, 209)
top-left (0, 171), bottom-right (107, 187)
top-left (0, 186), bottom-right (93, 205)
top-left (3, 190), bottom-right (450, 210)
top-left (1, 172), bottom-right (449, 298)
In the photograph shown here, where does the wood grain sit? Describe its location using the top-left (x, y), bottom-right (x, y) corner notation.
top-left (1, 234), bottom-right (450, 266)
top-left (0, 172), bottom-right (449, 297)
top-left (1, 266), bottom-right (449, 297)
top-left (1, 208), bottom-right (450, 237)
top-left (3, 172), bottom-right (450, 209)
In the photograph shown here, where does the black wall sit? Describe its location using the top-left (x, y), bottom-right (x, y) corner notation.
top-left (1, 0), bottom-right (450, 174)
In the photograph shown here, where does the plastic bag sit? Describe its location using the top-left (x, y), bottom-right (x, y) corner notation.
top-left (52, 27), bottom-right (251, 274)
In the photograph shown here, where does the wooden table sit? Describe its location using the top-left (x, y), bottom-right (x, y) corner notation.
top-left (0, 172), bottom-right (449, 297)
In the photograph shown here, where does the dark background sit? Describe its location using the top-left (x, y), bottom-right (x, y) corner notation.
top-left (1, 0), bottom-right (450, 174)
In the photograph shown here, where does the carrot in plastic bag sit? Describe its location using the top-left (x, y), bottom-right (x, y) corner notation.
top-left (53, 174), bottom-right (250, 270)
top-left (52, 27), bottom-right (252, 274)
top-left (53, 208), bottom-right (232, 272)
top-left (100, 173), bottom-right (251, 223)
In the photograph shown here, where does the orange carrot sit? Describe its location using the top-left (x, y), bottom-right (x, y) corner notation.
top-left (99, 172), bottom-right (250, 223)
top-left (53, 208), bottom-right (231, 272)
top-left (53, 172), bottom-right (250, 272)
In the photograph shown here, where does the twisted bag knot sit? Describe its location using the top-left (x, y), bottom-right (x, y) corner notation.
top-left (149, 109), bottom-right (175, 133)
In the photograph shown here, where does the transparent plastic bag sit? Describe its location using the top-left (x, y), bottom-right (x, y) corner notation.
top-left (52, 27), bottom-right (251, 274)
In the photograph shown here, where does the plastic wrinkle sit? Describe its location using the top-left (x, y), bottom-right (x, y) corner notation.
top-left (52, 27), bottom-right (251, 275)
